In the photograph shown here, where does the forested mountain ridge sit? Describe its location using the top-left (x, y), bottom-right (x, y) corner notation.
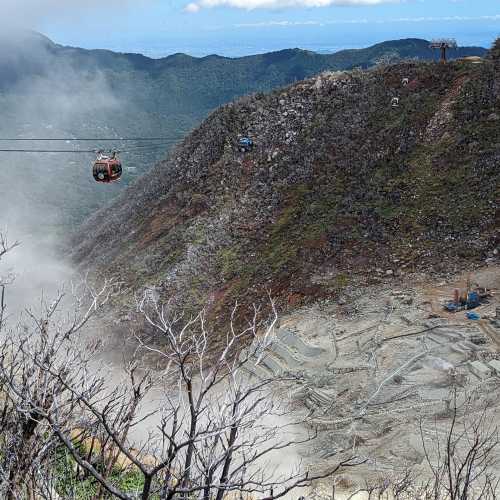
top-left (1, 33), bottom-right (486, 102)
top-left (1, 32), bottom-right (487, 123)
top-left (72, 50), bottom-right (499, 324)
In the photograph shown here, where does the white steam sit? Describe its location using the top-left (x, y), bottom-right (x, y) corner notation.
top-left (0, 29), bottom-right (121, 314)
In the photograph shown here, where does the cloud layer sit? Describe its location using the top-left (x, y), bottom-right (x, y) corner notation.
top-left (185, 0), bottom-right (398, 12)
top-left (0, 0), bottom-right (128, 29)
top-left (233, 14), bottom-right (500, 27)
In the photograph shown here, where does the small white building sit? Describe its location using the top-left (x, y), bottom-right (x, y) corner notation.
top-left (469, 361), bottom-right (492, 380)
top-left (487, 359), bottom-right (500, 376)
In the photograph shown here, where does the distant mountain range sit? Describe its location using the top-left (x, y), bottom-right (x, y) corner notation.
top-left (1, 32), bottom-right (487, 103)
top-left (0, 31), bottom-right (488, 239)
top-left (0, 32), bottom-right (487, 120)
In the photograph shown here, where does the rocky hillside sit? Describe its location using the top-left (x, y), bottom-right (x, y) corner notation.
top-left (72, 55), bottom-right (499, 323)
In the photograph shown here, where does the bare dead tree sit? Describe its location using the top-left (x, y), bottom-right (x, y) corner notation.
top-left (21, 290), bottom-right (361, 499)
top-left (0, 276), bottom-right (118, 499)
top-left (348, 391), bottom-right (500, 500)
top-left (0, 233), bottom-right (19, 261)
top-left (137, 294), bottom-right (365, 500)
top-left (0, 233), bottom-right (18, 331)
top-left (419, 390), bottom-right (500, 500)
top-left (340, 467), bottom-right (434, 500)
top-left (0, 236), bottom-right (119, 499)
top-left (0, 235), bottom-right (361, 499)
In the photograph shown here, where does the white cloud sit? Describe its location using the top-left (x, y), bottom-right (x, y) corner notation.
top-left (399, 14), bottom-right (500, 22)
top-left (184, 2), bottom-right (201, 12)
top-left (0, 0), bottom-right (134, 29)
top-left (235, 18), bottom-right (364, 27)
top-left (235, 20), bottom-right (327, 26)
top-left (185, 0), bottom-right (399, 12)
top-left (234, 13), bottom-right (500, 26)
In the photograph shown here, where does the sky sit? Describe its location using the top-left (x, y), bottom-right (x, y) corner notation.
top-left (18, 0), bottom-right (500, 57)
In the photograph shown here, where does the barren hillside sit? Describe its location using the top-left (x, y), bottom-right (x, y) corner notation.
top-left (72, 56), bottom-right (499, 322)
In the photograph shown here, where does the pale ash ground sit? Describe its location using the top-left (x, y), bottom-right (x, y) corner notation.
top-left (243, 265), bottom-right (500, 497)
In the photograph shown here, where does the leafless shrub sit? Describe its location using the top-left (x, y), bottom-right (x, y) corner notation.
top-left (347, 390), bottom-right (500, 500)
top-left (0, 234), bottom-right (120, 498)
top-left (44, 293), bottom-right (362, 499)
top-left (0, 232), bottom-right (19, 330)
top-left (0, 235), bottom-right (362, 499)
top-left (420, 390), bottom-right (499, 500)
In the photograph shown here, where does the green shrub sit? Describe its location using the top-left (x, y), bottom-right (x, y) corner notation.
top-left (489, 38), bottom-right (500, 60)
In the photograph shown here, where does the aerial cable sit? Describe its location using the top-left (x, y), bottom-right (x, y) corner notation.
top-left (0, 149), bottom-right (173, 154)
top-left (124, 143), bottom-right (174, 151)
top-left (0, 137), bottom-right (185, 142)
top-left (0, 149), bottom-right (170, 154)
top-left (0, 149), bottom-right (99, 153)
top-left (0, 144), bottom-right (179, 153)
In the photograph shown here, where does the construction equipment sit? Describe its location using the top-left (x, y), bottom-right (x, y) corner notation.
top-left (444, 284), bottom-right (490, 313)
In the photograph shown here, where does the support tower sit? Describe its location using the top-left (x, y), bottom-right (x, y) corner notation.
top-left (430, 38), bottom-right (458, 63)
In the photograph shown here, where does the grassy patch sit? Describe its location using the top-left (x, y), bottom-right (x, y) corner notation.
top-left (334, 273), bottom-right (349, 290)
top-left (55, 448), bottom-right (160, 499)
top-left (219, 246), bottom-right (242, 279)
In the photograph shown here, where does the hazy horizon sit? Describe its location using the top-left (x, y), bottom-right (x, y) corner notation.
top-left (40, 27), bottom-right (496, 59)
top-left (23, 0), bottom-right (500, 59)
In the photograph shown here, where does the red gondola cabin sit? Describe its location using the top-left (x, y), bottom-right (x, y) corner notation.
top-left (93, 152), bottom-right (122, 183)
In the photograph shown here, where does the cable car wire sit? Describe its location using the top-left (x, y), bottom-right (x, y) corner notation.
top-left (0, 137), bottom-right (185, 142)
top-left (123, 144), bottom-right (173, 151)
top-left (0, 147), bottom-right (175, 153)
top-left (0, 143), bottom-right (181, 154)
top-left (0, 138), bottom-right (182, 154)
top-left (0, 131), bottom-right (186, 159)
top-left (0, 149), bottom-right (100, 153)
